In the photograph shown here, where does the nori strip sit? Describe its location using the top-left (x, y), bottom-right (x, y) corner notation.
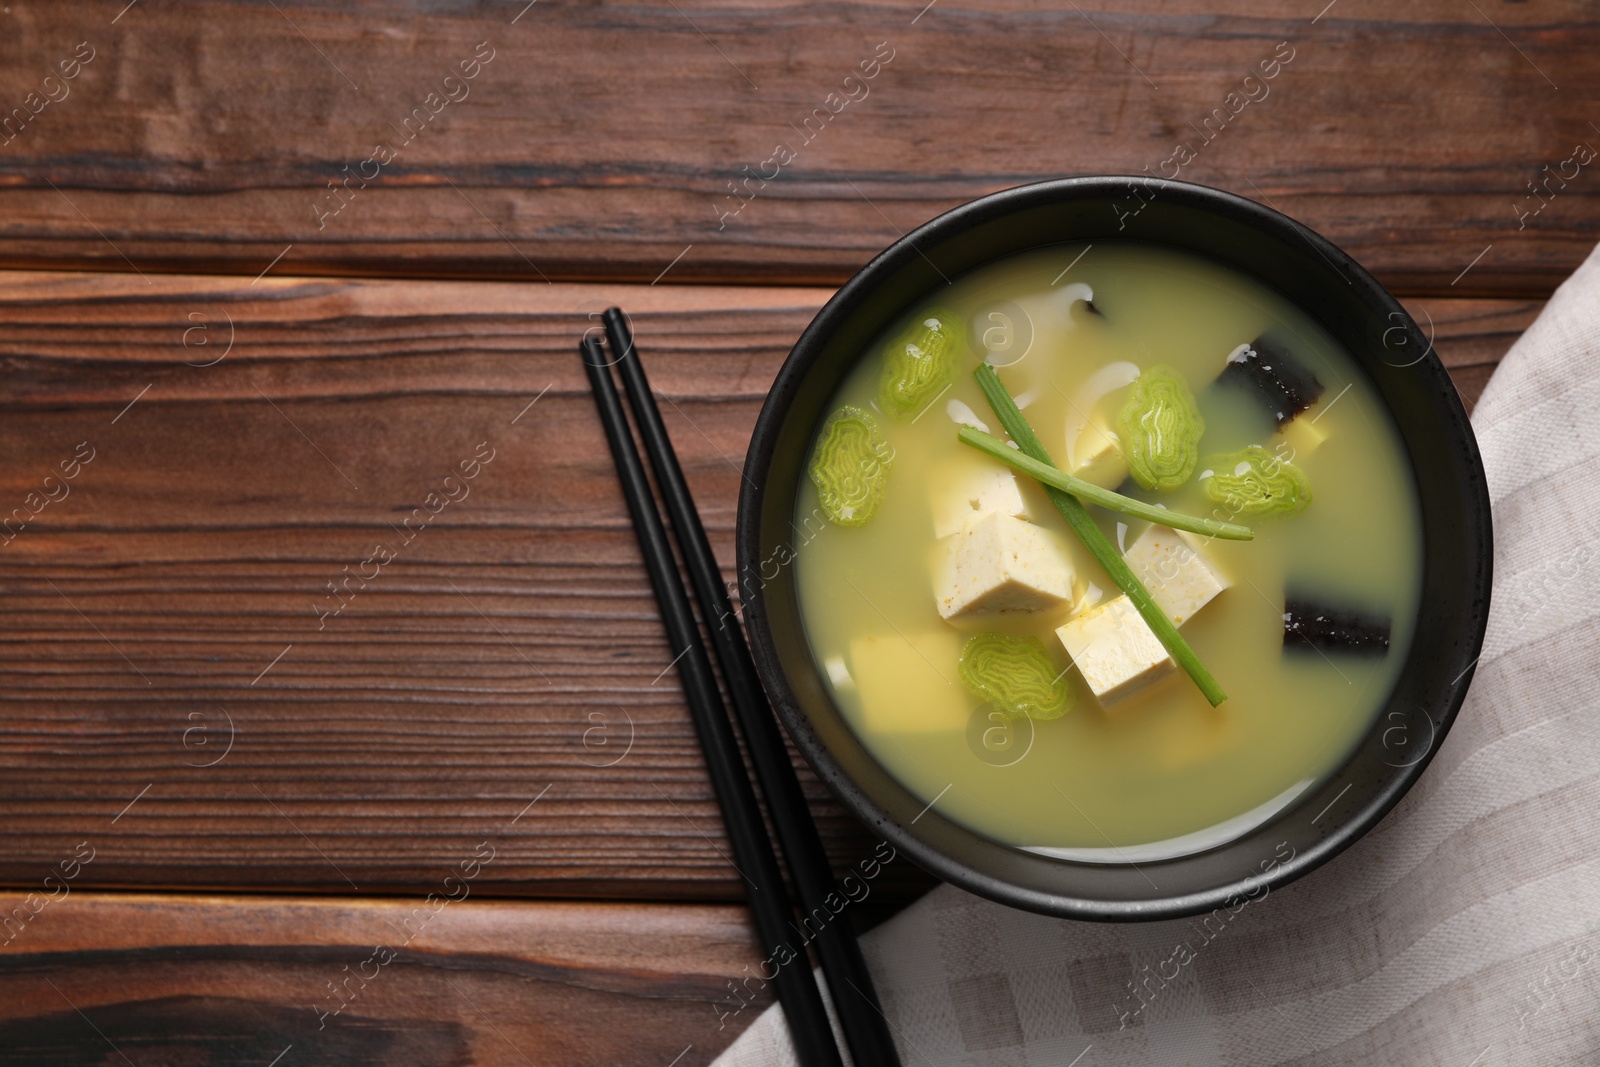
top-left (1217, 337), bottom-right (1325, 426)
top-left (1283, 598), bottom-right (1391, 654)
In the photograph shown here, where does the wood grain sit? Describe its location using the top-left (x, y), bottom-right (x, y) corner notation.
top-left (0, 891), bottom-right (771, 1066)
top-left (0, 1), bottom-right (1592, 294)
top-left (0, 271), bottom-right (1523, 900)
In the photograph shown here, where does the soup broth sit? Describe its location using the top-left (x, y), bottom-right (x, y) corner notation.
top-left (792, 241), bottom-right (1422, 854)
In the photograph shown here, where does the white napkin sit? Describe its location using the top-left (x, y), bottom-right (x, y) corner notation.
top-left (716, 243), bottom-right (1600, 1067)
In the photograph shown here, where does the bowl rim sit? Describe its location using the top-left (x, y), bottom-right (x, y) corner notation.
top-left (736, 175), bottom-right (1492, 920)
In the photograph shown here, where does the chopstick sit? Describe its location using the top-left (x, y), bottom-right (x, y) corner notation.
top-left (578, 335), bottom-right (845, 1067)
top-left (602, 309), bottom-right (904, 1067)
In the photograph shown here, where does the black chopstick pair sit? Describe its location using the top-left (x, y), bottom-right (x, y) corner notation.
top-left (580, 310), bottom-right (902, 1067)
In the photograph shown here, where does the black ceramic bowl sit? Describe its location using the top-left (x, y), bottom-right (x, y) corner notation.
top-left (736, 176), bottom-right (1491, 921)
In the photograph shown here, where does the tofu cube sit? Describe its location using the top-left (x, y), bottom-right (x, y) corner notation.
top-left (937, 512), bottom-right (1075, 619)
top-left (1277, 415), bottom-right (1327, 461)
top-left (932, 465), bottom-right (1029, 539)
top-left (848, 630), bottom-right (968, 734)
top-left (1123, 525), bottom-right (1229, 626)
top-left (1055, 595), bottom-right (1174, 707)
top-left (1068, 423), bottom-right (1128, 490)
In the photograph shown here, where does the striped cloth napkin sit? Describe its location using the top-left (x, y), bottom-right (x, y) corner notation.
top-left (715, 242), bottom-right (1600, 1066)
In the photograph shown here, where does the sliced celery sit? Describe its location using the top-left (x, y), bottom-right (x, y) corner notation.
top-left (877, 311), bottom-right (962, 419)
top-left (808, 405), bottom-right (894, 526)
top-left (958, 632), bottom-right (1074, 721)
top-left (1201, 444), bottom-right (1312, 517)
top-left (1118, 365), bottom-right (1205, 491)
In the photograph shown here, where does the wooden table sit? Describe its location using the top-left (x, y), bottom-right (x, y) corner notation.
top-left (0, 2), bottom-right (1586, 1062)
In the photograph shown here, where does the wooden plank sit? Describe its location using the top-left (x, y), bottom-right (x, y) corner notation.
top-left (0, 891), bottom-right (770, 1066)
top-left (0, 1), bottom-right (1593, 294)
top-left (0, 271), bottom-right (1523, 898)
top-left (0, 271), bottom-right (927, 902)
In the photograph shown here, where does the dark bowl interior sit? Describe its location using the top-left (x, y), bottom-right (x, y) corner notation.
top-left (736, 177), bottom-right (1492, 921)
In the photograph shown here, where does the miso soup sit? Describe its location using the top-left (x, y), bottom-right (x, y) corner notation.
top-left (793, 241), bottom-right (1422, 856)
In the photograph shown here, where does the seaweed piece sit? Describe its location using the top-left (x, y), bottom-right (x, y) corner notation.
top-left (878, 311), bottom-right (962, 419)
top-left (1283, 598), bottom-right (1391, 654)
top-left (1217, 337), bottom-right (1325, 426)
top-left (958, 632), bottom-right (1073, 720)
top-left (1117, 365), bottom-right (1205, 491)
top-left (1200, 444), bottom-right (1311, 517)
top-left (807, 405), bottom-right (894, 526)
